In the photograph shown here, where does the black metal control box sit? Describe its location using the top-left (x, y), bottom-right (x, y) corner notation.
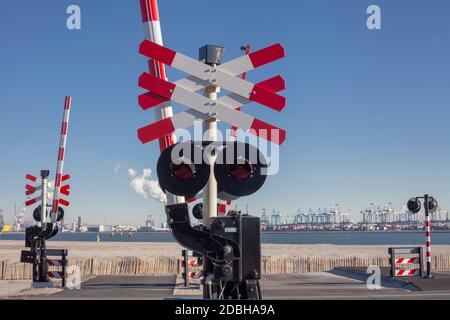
top-left (210, 215), bottom-right (261, 282)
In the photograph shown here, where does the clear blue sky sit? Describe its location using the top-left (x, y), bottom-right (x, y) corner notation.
top-left (1, 0), bottom-right (449, 226)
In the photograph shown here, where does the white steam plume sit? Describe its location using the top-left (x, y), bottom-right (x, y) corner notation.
top-left (127, 168), bottom-right (167, 203)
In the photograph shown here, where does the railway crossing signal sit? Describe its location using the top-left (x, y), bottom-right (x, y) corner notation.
top-left (406, 195), bottom-right (438, 279)
top-left (20, 96), bottom-right (73, 288)
top-left (134, 0), bottom-right (287, 300)
top-left (25, 172), bottom-right (71, 214)
top-left (137, 40), bottom-right (287, 145)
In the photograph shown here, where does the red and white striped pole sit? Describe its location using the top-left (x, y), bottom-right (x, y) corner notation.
top-left (50, 97), bottom-right (71, 223)
top-left (139, 0), bottom-right (183, 205)
top-left (424, 194), bottom-right (432, 278)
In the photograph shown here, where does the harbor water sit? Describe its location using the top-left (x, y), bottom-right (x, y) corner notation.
top-left (1, 231), bottom-right (450, 245)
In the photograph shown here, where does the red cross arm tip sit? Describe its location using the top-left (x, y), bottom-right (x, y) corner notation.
top-left (138, 118), bottom-right (176, 144)
top-left (250, 118), bottom-right (287, 145)
top-left (59, 199), bottom-right (70, 207)
top-left (26, 174), bottom-right (37, 182)
top-left (249, 43), bottom-right (285, 68)
top-left (138, 73), bottom-right (175, 100)
top-left (25, 184), bottom-right (36, 196)
top-left (60, 185), bottom-right (70, 196)
top-left (139, 40), bottom-right (176, 66)
top-left (25, 199), bottom-right (37, 207)
top-left (249, 85), bottom-right (286, 111)
top-left (138, 92), bottom-right (169, 110)
top-left (257, 76), bottom-right (286, 93)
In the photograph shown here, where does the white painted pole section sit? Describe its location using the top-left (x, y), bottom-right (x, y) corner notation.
top-left (202, 85), bottom-right (219, 228)
top-left (41, 176), bottom-right (48, 225)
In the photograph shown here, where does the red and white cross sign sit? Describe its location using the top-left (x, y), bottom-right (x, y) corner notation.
top-left (137, 40), bottom-right (287, 145)
top-left (24, 173), bottom-right (71, 208)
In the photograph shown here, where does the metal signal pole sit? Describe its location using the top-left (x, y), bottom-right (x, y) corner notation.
top-left (202, 84), bottom-right (219, 228)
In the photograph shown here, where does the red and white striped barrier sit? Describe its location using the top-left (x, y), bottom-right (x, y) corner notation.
top-left (50, 97), bottom-right (72, 223)
top-left (188, 258), bottom-right (198, 267)
top-left (139, 0), bottom-right (183, 206)
top-left (395, 257), bottom-right (420, 264)
top-left (47, 259), bottom-right (64, 267)
top-left (139, 0), bottom-right (177, 152)
top-left (188, 271), bottom-right (203, 280)
top-left (47, 271), bottom-right (65, 279)
top-left (389, 247), bottom-right (423, 278)
top-left (395, 269), bottom-right (420, 277)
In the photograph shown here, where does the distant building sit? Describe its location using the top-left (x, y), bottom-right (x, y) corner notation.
top-left (87, 225), bottom-right (113, 233)
top-left (271, 213), bottom-right (281, 226)
top-left (138, 226), bottom-right (155, 232)
top-left (139, 215), bottom-right (156, 232)
top-left (77, 216), bottom-right (82, 232)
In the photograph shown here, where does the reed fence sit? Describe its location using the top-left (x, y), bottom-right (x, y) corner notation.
top-left (1, 254), bottom-right (449, 281)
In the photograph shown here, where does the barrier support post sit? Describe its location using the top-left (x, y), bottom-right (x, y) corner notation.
top-left (424, 194), bottom-right (432, 278)
top-left (183, 250), bottom-right (189, 287)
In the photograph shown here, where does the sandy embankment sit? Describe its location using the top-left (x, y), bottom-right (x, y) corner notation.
top-left (1, 241), bottom-right (450, 261)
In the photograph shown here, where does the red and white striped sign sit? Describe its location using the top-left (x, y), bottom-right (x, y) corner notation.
top-left (47, 259), bottom-right (64, 267)
top-left (395, 269), bottom-right (420, 277)
top-left (24, 173), bottom-right (70, 208)
top-left (139, 75), bottom-right (285, 143)
top-left (395, 257), bottom-right (420, 264)
top-left (188, 271), bottom-right (203, 280)
top-left (47, 271), bottom-right (65, 279)
top-left (188, 258), bottom-right (198, 267)
top-left (25, 184), bottom-right (41, 196)
top-left (137, 40), bottom-right (287, 145)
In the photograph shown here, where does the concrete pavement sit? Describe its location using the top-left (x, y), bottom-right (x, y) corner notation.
top-left (7, 271), bottom-right (450, 300)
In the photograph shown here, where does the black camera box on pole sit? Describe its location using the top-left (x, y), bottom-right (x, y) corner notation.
top-left (210, 215), bottom-right (261, 282)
